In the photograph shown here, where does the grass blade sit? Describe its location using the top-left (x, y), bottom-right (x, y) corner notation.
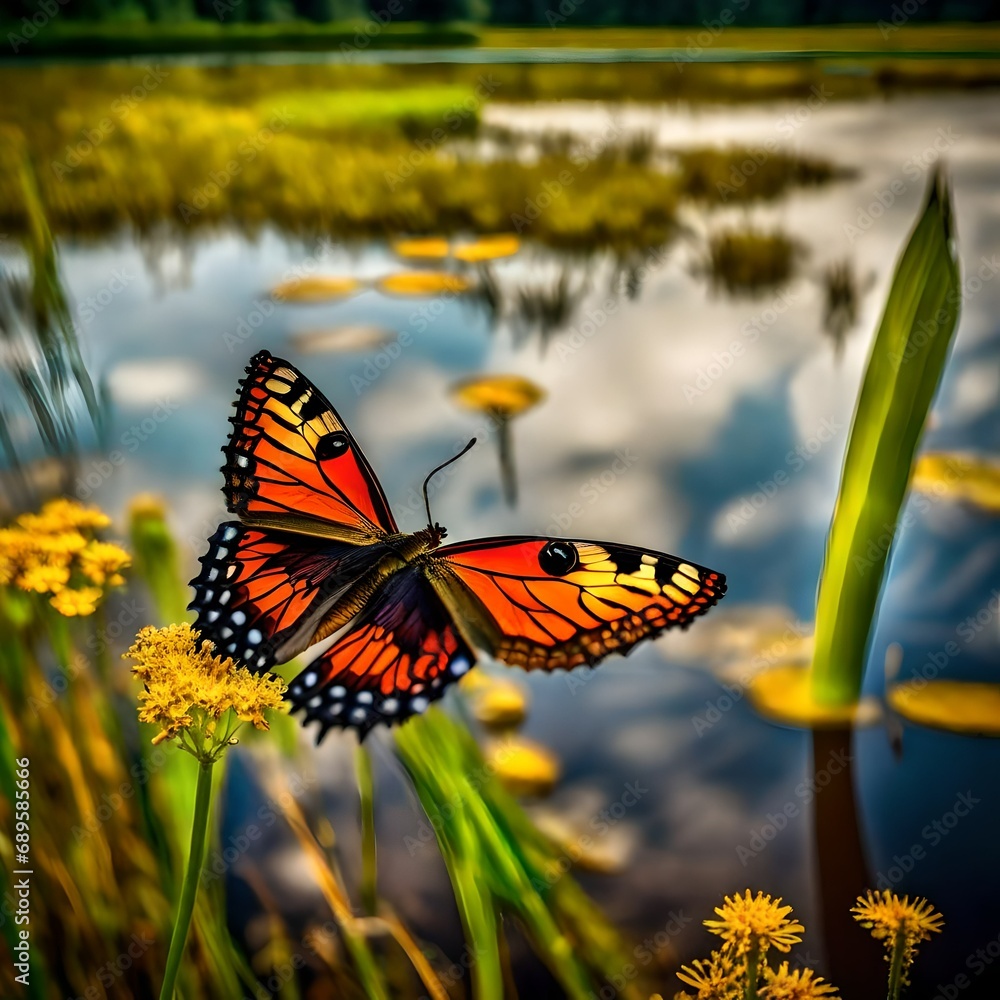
top-left (811, 168), bottom-right (961, 704)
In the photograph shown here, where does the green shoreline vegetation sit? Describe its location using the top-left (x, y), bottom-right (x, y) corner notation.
top-left (0, 64), bottom-right (861, 253)
top-left (3, 20), bottom-right (1000, 58)
top-left (0, 50), bottom-right (985, 255)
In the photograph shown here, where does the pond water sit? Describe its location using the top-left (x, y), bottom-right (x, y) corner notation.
top-left (33, 88), bottom-right (1000, 993)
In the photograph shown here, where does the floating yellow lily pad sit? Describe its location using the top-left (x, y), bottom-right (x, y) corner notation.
top-left (454, 234), bottom-right (520, 263)
top-left (392, 237), bottom-right (450, 260)
top-left (489, 737), bottom-right (559, 797)
top-left (450, 374), bottom-right (546, 418)
top-left (470, 678), bottom-right (528, 729)
top-left (271, 276), bottom-right (363, 302)
top-left (376, 272), bottom-right (472, 296)
top-left (748, 664), bottom-right (881, 728)
top-left (889, 680), bottom-right (1000, 736)
top-left (912, 452), bottom-right (1000, 513)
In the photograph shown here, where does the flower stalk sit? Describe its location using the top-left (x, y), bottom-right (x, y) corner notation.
top-left (158, 758), bottom-right (214, 1000)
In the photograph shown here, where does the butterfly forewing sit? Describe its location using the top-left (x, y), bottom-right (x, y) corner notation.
top-left (223, 351), bottom-right (397, 540)
top-left (430, 536), bottom-right (726, 672)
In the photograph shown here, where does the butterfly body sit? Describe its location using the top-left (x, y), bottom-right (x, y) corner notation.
top-left (190, 351), bottom-right (726, 740)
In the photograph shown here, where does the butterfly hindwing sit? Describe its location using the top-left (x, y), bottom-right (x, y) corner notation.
top-left (224, 351), bottom-right (397, 540)
top-left (431, 536), bottom-right (726, 672)
top-left (189, 521), bottom-right (392, 672)
top-left (286, 568), bottom-right (476, 740)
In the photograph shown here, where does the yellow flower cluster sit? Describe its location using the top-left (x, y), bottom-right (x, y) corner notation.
top-left (851, 890), bottom-right (943, 989)
top-left (676, 949), bottom-right (740, 999)
top-left (0, 498), bottom-right (130, 616)
top-left (125, 623), bottom-right (286, 752)
top-left (761, 962), bottom-right (840, 999)
top-left (704, 890), bottom-right (806, 958)
top-left (676, 891), bottom-right (834, 1000)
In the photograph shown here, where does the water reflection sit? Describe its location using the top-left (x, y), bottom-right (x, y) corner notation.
top-left (4, 87), bottom-right (998, 995)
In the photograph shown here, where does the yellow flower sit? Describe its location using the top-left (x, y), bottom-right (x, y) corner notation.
top-left (676, 949), bottom-right (740, 999)
top-left (760, 962), bottom-right (840, 999)
top-left (125, 623), bottom-right (286, 754)
top-left (78, 540), bottom-right (131, 586)
top-left (17, 498), bottom-right (110, 534)
top-left (704, 890), bottom-right (805, 957)
top-left (18, 561), bottom-right (71, 594)
top-left (1, 499), bottom-right (129, 616)
top-left (49, 586), bottom-right (103, 617)
top-left (851, 890), bottom-right (943, 988)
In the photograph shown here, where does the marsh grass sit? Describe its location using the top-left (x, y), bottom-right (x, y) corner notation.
top-left (675, 146), bottom-right (850, 204)
top-left (0, 496), bottom-right (647, 998)
top-left (702, 227), bottom-right (803, 299)
top-left (0, 66), bottom-right (846, 252)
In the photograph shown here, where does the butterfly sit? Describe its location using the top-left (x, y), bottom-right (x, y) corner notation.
top-left (189, 351), bottom-right (726, 741)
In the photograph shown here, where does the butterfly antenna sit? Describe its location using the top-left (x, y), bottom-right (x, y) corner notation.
top-left (422, 438), bottom-right (477, 529)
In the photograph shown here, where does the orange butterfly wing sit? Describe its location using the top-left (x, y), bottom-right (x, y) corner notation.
top-left (286, 569), bottom-right (475, 740)
top-left (432, 536), bottom-right (726, 672)
top-left (224, 351), bottom-right (396, 540)
top-left (189, 521), bottom-right (394, 671)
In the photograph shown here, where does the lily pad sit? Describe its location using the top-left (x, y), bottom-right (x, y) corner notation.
top-left (392, 237), bottom-right (451, 260)
top-left (376, 272), bottom-right (472, 296)
top-left (271, 276), bottom-right (364, 302)
top-left (912, 452), bottom-right (1000, 514)
top-left (488, 737), bottom-right (560, 797)
top-left (454, 235), bottom-right (520, 263)
top-left (889, 680), bottom-right (1000, 736)
top-left (749, 664), bottom-right (881, 728)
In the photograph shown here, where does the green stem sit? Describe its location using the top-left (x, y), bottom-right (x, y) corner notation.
top-left (886, 928), bottom-right (907, 1000)
top-left (744, 941), bottom-right (760, 1000)
top-left (159, 758), bottom-right (215, 1000)
top-left (355, 744), bottom-right (378, 916)
top-left (495, 415), bottom-right (517, 507)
